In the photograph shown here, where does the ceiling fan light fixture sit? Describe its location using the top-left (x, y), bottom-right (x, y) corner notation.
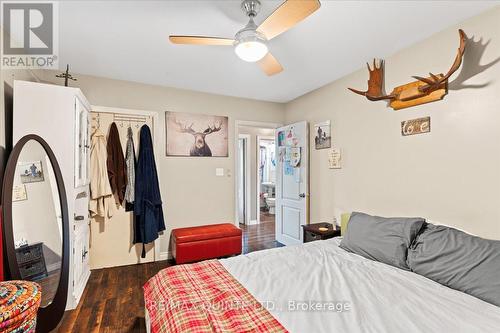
top-left (234, 40), bottom-right (268, 62)
top-left (169, 0), bottom-right (321, 74)
top-left (234, 28), bottom-right (268, 62)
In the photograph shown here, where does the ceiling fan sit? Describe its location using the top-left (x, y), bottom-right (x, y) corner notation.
top-left (169, 0), bottom-right (321, 76)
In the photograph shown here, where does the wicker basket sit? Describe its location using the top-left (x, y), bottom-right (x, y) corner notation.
top-left (0, 281), bottom-right (41, 333)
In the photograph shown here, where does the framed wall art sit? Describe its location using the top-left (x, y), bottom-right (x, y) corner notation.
top-left (18, 161), bottom-right (44, 183)
top-left (314, 120), bottom-right (331, 149)
top-left (166, 111), bottom-right (228, 157)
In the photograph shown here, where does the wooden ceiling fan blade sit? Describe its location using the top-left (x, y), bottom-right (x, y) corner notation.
top-left (257, 0), bottom-right (321, 40)
top-left (258, 53), bottom-right (283, 76)
top-left (169, 36), bottom-right (234, 46)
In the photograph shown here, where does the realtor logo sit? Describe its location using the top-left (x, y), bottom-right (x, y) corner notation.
top-left (1, 1), bottom-right (58, 68)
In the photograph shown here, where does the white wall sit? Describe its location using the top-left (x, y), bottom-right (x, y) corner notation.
top-left (27, 70), bottom-right (286, 257)
top-left (286, 7), bottom-right (500, 240)
top-left (0, 69), bottom-right (38, 185)
top-left (89, 111), bottom-right (156, 269)
top-left (1, 6), bottom-right (499, 269)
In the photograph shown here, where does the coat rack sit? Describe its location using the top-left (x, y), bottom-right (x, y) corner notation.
top-left (90, 112), bottom-right (154, 140)
top-left (113, 113), bottom-right (150, 128)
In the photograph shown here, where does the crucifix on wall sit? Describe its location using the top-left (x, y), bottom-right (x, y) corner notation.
top-left (56, 64), bottom-right (78, 87)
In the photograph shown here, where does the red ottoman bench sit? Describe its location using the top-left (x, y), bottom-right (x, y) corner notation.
top-left (172, 223), bottom-right (242, 264)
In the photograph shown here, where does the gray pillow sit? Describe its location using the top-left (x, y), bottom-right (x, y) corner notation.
top-left (408, 223), bottom-right (500, 307)
top-left (339, 212), bottom-right (425, 270)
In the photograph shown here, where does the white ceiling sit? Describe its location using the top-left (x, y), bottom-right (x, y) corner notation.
top-left (59, 1), bottom-right (499, 103)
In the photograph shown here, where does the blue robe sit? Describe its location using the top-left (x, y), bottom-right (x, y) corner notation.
top-left (134, 125), bottom-right (165, 257)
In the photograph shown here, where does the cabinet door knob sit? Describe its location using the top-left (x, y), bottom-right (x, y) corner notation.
top-left (74, 215), bottom-right (85, 221)
top-left (299, 193), bottom-right (306, 198)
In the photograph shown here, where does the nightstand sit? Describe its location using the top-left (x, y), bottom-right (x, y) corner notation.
top-left (302, 223), bottom-right (341, 243)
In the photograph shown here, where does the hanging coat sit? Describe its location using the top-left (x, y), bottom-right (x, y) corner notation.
top-left (124, 126), bottom-right (136, 212)
top-left (134, 125), bottom-right (165, 257)
top-left (107, 122), bottom-right (127, 206)
top-left (89, 129), bottom-right (116, 219)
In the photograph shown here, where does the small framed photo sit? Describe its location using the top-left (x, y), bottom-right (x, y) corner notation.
top-left (18, 161), bottom-right (44, 183)
top-left (314, 120), bottom-right (332, 149)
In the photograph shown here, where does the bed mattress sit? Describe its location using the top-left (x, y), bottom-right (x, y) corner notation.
top-left (220, 238), bottom-right (500, 333)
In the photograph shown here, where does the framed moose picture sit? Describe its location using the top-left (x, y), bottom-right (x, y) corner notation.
top-left (165, 111), bottom-right (229, 157)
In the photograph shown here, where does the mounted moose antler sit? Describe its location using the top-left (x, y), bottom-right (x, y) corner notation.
top-left (413, 29), bottom-right (467, 93)
top-left (348, 29), bottom-right (467, 110)
top-left (348, 59), bottom-right (396, 101)
top-left (173, 118), bottom-right (223, 156)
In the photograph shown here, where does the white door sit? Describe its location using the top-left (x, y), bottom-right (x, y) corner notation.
top-left (275, 121), bottom-right (309, 246)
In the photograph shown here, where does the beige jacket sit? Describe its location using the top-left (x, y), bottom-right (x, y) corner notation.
top-left (89, 129), bottom-right (116, 219)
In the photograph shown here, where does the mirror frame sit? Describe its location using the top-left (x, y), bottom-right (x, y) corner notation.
top-left (1, 134), bottom-right (69, 333)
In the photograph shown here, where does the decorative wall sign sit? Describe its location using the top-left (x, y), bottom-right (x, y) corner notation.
top-left (166, 111), bottom-right (228, 157)
top-left (328, 148), bottom-right (342, 169)
top-left (401, 117), bottom-right (431, 136)
top-left (18, 161), bottom-right (44, 183)
top-left (314, 120), bottom-right (331, 149)
top-left (12, 184), bottom-right (27, 202)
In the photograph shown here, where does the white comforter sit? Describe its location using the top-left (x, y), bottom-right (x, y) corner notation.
top-left (220, 238), bottom-right (500, 333)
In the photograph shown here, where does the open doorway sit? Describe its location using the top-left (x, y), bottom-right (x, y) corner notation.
top-left (235, 122), bottom-right (279, 226)
top-left (257, 136), bottom-right (276, 225)
top-left (235, 121), bottom-right (284, 253)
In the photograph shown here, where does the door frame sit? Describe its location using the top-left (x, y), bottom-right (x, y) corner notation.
top-left (237, 134), bottom-right (251, 225)
top-left (91, 105), bottom-right (164, 261)
top-left (256, 135), bottom-right (276, 224)
top-left (234, 120), bottom-right (282, 228)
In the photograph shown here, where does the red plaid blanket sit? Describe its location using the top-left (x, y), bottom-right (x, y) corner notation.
top-left (144, 260), bottom-right (287, 333)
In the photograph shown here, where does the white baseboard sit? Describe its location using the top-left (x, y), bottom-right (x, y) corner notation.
top-left (248, 219), bottom-right (258, 225)
top-left (157, 251), bottom-right (172, 261)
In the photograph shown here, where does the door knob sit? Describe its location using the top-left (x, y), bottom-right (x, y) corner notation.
top-left (299, 193), bottom-right (306, 198)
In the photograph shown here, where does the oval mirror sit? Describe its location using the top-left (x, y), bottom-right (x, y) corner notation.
top-left (2, 135), bottom-right (69, 333)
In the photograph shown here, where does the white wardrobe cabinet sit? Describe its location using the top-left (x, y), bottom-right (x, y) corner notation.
top-left (13, 80), bottom-right (91, 310)
top-left (75, 98), bottom-right (90, 187)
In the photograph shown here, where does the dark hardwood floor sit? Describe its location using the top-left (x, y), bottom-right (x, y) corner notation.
top-left (54, 221), bottom-right (281, 333)
top-left (240, 221), bottom-right (283, 254)
top-left (259, 211), bottom-right (275, 223)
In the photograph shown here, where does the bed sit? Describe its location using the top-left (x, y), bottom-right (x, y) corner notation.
top-left (144, 237), bottom-right (500, 332)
